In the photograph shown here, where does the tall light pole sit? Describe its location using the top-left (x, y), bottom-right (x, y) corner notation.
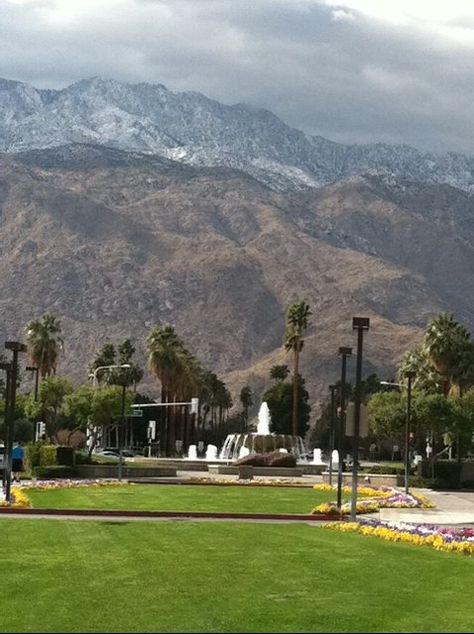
top-left (337, 346), bottom-right (352, 509)
top-left (0, 361), bottom-right (11, 488)
top-left (328, 384), bottom-right (337, 487)
top-left (405, 371), bottom-right (415, 496)
top-left (380, 374), bottom-right (416, 496)
top-left (26, 366), bottom-right (39, 401)
top-left (118, 382), bottom-right (126, 482)
top-left (350, 317), bottom-right (370, 522)
top-left (4, 341), bottom-right (27, 503)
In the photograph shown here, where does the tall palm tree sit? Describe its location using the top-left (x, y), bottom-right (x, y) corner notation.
top-left (24, 314), bottom-right (64, 378)
top-left (239, 385), bottom-right (252, 432)
top-left (397, 344), bottom-right (442, 394)
top-left (147, 325), bottom-right (185, 454)
top-left (424, 313), bottom-right (471, 396)
top-left (270, 365), bottom-right (290, 382)
top-left (284, 300), bottom-right (311, 436)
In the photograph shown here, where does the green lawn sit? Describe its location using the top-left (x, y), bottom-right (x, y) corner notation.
top-left (27, 484), bottom-right (341, 515)
top-left (0, 519), bottom-right (472, 633)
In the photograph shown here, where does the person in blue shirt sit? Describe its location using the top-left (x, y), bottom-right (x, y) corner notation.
top-left (12, 442), bottom-right (25, 483)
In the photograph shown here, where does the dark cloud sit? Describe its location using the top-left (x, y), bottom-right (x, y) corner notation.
top-left (1, 0), bottom-right (474, 153)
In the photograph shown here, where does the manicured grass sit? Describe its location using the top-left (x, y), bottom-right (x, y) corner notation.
top-left (27, 484), bottom-right (340, 515)
top-left (0, 519), bottom-right (472, 633)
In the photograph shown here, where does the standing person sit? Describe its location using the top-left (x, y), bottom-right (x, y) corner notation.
top-left (12, 442), bottom-right (25, 483)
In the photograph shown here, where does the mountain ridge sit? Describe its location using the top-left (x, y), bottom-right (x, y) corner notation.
top-left (2, 76), bottom-right (474, 193)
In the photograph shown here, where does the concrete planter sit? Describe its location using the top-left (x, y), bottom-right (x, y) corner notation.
top-left (76, 465), bottom-right (177, 479)
top-left (208, 465), bottom-right (304, 477)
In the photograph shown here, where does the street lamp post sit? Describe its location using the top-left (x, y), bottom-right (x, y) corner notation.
top-left (26, 366), bottom-right (39, 401)
top-left (380, 374), bottom-right (416, 496)
top-left (118, 383), bottom-right (126, 482)
top-left (405, 371), bottom-right (416, 496)
top-left (89, 364), bottom-right (131, 388)
top-left (4, 341), bottom-right (27, 503)
top-left (328, 384), bottom-right (337, 487)
top-left (350, 317), bottom-right (370, 522)
top-left (0, 361), bottom-right (12, 488)
top-left (337, 347), bottom-right (352, 509)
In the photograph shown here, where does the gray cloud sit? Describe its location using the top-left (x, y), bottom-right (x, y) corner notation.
top-left (1, 0), bottom-right (474, 154)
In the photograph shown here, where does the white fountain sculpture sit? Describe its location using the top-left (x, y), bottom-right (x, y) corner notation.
top-left (206, 444), bottom-right (218, 460)
top-left (257, 402), bottom-right (271, 435)
top-left (311, 448), bottom-right (325, 465)
top-left (187, 444), bottom-right (198, 460)
top-left (331, 449), bottom-right (339, 465)
top-left (219, 400), bottom-right (307, 461)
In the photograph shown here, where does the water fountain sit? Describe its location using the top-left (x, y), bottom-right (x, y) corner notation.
top-left (187, 444), bottom-right (198, 460)
top-left (206, 444), bottom-right (218, 460)
top-left (219, 402), bottom-right (307, 462)
top-left (311, 448), bottom-right (325, 465)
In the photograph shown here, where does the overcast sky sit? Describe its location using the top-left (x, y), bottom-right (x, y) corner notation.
top-left (2, 0), bottom-right (474, 153)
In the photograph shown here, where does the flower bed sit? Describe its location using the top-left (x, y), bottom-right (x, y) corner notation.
top-left (186, 476), bottom-right (308, 487)
top-left (1, 488), bottom-right (32, 508)
top-left (311, 484), bottom-right (434, 515)
top-left (324, 519), bottom-right (474, 556)
top-left (21, 479), bottom-right (131, 491)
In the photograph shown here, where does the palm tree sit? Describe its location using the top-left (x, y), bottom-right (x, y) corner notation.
top-left (270, 365), bottom-right (290, 382)
top-left (24, 314), bottom-right (64, 378)
top-left (397, 344), bottom-right (442, 394)
top-left (284, 300), bottom-right (311, 436)
top-left (239, 385), bottom-right (252, 432)
top-left (424, 313), bottom-right (471, 396)
top-left (147, 326), bottom-right (184, 455)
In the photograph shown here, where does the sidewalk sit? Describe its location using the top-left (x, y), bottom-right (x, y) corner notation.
top-left (378, 489), bottom-right (474, 526)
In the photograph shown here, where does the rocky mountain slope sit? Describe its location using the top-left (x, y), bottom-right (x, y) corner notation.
top-left (2, 76), bottom-right (474, 193)
top-left (1, 144), bottom-right (473, 411)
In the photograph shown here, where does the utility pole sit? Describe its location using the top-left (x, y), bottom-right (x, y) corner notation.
top-left (337, 347), bottom-right (352, 509)
top-left (4, 341), bottom-right (27, 503)
top-left (350, 318), bottom-right (370, 521)
top-left (328, 384), bottom-right (337, 487)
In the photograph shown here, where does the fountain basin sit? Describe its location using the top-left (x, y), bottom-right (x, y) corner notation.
top-left (219, 432), bottom-right (306, 462)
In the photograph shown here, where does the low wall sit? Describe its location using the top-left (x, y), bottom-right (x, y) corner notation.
top-left (208, 465), bottom-right (304, 478)
top-left (77, 465), bottom-right (177, 479)
top-left (321, 472), bottom-right (399, 487)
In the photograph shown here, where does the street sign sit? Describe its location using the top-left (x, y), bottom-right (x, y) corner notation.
top-left (130, 409), bottom-right (143, 417)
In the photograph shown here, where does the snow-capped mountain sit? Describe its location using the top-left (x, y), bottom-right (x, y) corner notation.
top-left (2, 75), bottom-right (474, 192)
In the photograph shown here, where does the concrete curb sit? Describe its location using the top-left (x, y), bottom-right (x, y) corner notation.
top-left (0, 507), bottom-right (346, 522)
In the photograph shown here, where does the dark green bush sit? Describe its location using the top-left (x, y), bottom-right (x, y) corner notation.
top-left (56, 446), bottom-right (75, 466)
top-left (365, 464), bottom-right (416, 476)
top-left (25, 444), bottom-right (41, 469)
top-left (39, 445), bottom-right (57, 467)
top-left (33, 465), bottom-right (78, 479)
top-left (422, 460), bottom-right (461, 489)
top-left (75, 451), bottom-right (92, 465)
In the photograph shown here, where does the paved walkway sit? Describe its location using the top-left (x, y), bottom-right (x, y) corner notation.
top-left (378, 489), bottom-right (474, 526)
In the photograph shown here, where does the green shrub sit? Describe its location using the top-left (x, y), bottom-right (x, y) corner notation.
top-left (33, 465), bottom-right (77, 479)
top-left (75, 451), bottom-right (92, 465)
top-left (39, 445), bottom-right (57, 467)
top-left (25, 444), bottom-right (41, 469)
top-left (365, 464), bottom-right (416, 476)
top-left (422, 460), bottom-right (461, 489)
top-left (56, 446), bottom-right (75, 466)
